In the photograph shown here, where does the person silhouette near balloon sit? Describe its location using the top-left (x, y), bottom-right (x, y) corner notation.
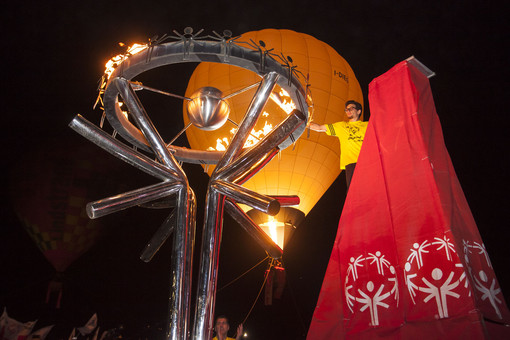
top-left (309, 100), bottom-right (368, 190)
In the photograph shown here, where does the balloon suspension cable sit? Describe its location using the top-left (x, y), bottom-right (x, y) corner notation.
top-left (217, 255), bottom-right (270, 293)
top-left (241, 257), bottom-right (276, 325)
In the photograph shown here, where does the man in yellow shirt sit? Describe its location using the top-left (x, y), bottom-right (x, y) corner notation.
top-left (309, 100), bottom-right (368, 190)
top-left (212, 315), bottom-right (243, 340)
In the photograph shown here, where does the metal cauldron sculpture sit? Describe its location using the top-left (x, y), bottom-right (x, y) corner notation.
top-left (70, 28), bottom-right (308, 340)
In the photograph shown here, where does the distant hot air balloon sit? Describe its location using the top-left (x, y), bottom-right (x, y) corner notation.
top-left (184, 29), bottom-right (363, 246)
top-left (10, 139), bottom-right (120, 306)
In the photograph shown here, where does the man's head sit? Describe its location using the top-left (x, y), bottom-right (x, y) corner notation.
top-left (345, 100), bottom-right (362, 121)
top-left (214, 315), bottom-right (230, 337)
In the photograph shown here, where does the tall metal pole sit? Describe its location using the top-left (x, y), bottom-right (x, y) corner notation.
top-left (111, 78), bottom-right (196, 340)
top-left (192, 72), bottom-right (280, 340)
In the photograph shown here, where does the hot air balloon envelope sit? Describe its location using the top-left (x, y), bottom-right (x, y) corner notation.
top-left (184, 29), bottom-right (364, 227)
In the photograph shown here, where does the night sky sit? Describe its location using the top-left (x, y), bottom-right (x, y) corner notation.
top-left (2, 1), bottom-right (509, 339)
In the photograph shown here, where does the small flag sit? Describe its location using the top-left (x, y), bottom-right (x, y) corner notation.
top-left (98, 330), bottom-right (109, 340)
top-left (27, 325), bottom-right (54, 340)
top-left (91, 327), bottom-right (100, 340)
top-left (67, 328), bottom-right (76, 340)
top-left (77, 314), bottom-right (97, 336)
top-left (0, 308), bottom-right (36, 340)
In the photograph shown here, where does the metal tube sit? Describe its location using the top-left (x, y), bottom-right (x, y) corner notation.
top-left (215, 72), bottom-right (279, 172)
top-left (167, 145), bottom-right (223, 165)
top-left (138, 196), bottom-right (177, 209)
top-left (168, 187), bottom-right (196, 340)
top-left (168, 121), bottom-right (192, 146)
top-left (86, 181), bottom-right (182, 219)
top-left (221, 81), bottom-right (259, 100)
top-left (133, 82), bottom-right (191, 100)
top-left (114, 77), bottom-right (185, 177)
top-left (221, 110), bottom-right (306, 183)
top-left (212, 180), bottom-right (280, 216)
top-left (181, 188), bottom-right (196, 340)
top-left (193, 187), bottom-right (225, 340)
top-left (226, 148), bottom-right (279, 185)
top-left (269, 195), bottom-right (300, 207)
top-left (140, 210), bottom-right (176, 263)
top-left (69, 115), bottom-right (180, 181)
top-left (224, 200), bottom-right (283, 259)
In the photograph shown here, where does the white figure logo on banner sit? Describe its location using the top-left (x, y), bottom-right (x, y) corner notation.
top-left (344, 251), bottom-right (399, 326)
top-left (404, 235), bottom-right (465, 319)
top-left (344, 235), bottom-right (504, 326)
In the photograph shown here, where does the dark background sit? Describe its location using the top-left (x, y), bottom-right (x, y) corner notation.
top-left (2, 1), bottom-right (509, 339)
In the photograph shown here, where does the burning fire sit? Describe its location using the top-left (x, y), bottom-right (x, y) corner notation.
top-left (104, 43), bottom-right (147, 79)
top-left (260, 216), bottom-right (285, 249)
top-left (270, 88), bottom-right (296, 114)
top-left (207, 88), bottom-right (296, 151)
top-left (207, 117), bottom-right (273, 151)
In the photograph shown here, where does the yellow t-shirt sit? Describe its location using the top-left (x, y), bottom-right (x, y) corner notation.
top-left (326, 121), bottom-right (368, 170)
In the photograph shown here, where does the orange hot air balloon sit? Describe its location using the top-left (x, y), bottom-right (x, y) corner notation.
top-left (184, 29), bottom-right (363, 241)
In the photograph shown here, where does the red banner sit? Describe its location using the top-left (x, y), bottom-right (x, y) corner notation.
top-left (307, 60), bottom-right (510, 339)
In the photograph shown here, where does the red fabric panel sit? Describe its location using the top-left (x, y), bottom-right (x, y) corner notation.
top-left (307, 60), bottom-right (510, 339)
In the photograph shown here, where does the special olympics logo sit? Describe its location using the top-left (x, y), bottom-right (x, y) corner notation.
top-left (462, 239), bottom-right (504, 319)
top-left (344, 251), bottom-right (399, 326)
top-left (343, 236), bottom-right (505, 327)
top-left (403, 235), bottom-right (468, 319)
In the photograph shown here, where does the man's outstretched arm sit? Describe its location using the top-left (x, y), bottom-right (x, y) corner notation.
top-left (309, 122), bottom-right (327, 132)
